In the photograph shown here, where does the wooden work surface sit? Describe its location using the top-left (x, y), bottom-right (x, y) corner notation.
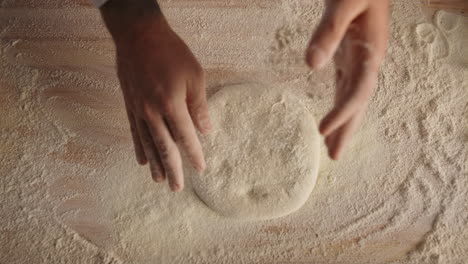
top-left (1, 0), bottom-right (466, 263)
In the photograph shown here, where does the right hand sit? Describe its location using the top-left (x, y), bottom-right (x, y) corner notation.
top-left (101, 4), bottom-right (212, 192)
top-left (305, 0), bottom-right (389, 160)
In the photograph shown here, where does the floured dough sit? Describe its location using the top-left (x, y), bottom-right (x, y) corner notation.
top-left (189, 83), bottom-right (320, 221)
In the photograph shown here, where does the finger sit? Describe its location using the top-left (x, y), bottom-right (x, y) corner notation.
top-left (319, 54), bottom-right (378, 137)
top-left (334, 67), bottom-right (347, 106)
top-left (136, 119), bottom-right (165, 183)
top-left (324, 130), bottom-right (339, 157)
top-left (321, 2), bottom-right (387, 136)
top-left (165, 100), bottom-right (206, 172)
top-left (187, 75), bottom-right (212, 134)
top-left (328, 108), bottom-right (366, 160)
top-left (326, 128), bottom-right (343, 160)
top-left (318, 79), bottom-right (371, 137)
top-left (305, 0), bottom-right (368, 69)
top-left (364, 1), bottom-right (390, 59)
top-left (119, 70), bottom-right (148, 165)
top-left (125, 103), bottom-right (148, 165)
top-left (145, 110), bottom-right (184, 192)
top-left (323, 67), bottom-right (345, 159)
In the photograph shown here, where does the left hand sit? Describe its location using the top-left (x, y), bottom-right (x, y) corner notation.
top-left (100, 2), bottom-right (211, 192)
top-left (305, 0), bottom-right (389, 160)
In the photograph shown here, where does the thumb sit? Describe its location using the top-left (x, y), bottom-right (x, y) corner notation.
top-left (187, 76), bottom-right (212, 134)
top-left (305, 0), bottom-right (367, 69)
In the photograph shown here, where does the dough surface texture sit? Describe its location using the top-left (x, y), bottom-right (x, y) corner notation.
top-left (191, 83), bottom-right (320, 221)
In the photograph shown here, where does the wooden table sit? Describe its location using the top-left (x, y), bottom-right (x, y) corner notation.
top-left (1, 0), bottom-right (466, 263)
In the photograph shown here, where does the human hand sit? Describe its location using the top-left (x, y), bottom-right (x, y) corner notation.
top-left (305, 0), bottom-right (389, 160)
top-left (101, 1), bottom-right (211, 191)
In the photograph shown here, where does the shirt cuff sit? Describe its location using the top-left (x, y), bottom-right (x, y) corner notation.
top-left (92, 0), bottom-right (109, 8)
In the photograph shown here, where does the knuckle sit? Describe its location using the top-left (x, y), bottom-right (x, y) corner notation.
top-left (189, 101), bottom-right (203, 113)
top-left (155, 139), bottom-right (178, 165)
top-left (138, 103), bottom-right (154, 118)
top-left (150, 164), bottom-right (163, 176)
top-left (176, 133), bottom-right (190, 146)
top-left (161, 100), bottom-right (175, 115)
top-left (320, 13), bottom-right (340, 36)
top-left (325, 18), bottom-right (340, 35)
top-left (155, 138), bottom-right (169, 158)
top-left (139, 132), bottom-right (153, 147)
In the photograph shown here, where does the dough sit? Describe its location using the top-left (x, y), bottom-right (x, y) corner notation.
top-left (190, 83), bottom-right (320, 221)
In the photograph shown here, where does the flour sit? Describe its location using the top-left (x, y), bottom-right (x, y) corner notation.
top-left (0, 0), bottom-right (467, 263)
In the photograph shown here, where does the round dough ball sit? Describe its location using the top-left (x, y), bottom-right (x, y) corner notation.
top-left (190, 83), bottom-right (320, 221)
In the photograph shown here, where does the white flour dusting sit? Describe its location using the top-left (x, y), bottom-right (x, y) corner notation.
top-left (0, 0), bottom-right (467, 263)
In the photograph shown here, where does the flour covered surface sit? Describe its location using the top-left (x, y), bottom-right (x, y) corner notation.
top-left (3, 1), bottom-right (468, 262)
top-left (190, 83), bottom-right (320, 221)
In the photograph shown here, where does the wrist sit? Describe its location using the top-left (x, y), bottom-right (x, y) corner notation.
top-left (100, 0), bottom-right (167, 44)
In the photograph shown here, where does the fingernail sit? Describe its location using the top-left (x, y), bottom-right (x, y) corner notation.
top-left (319, 122), bottom-right (328, 135)
top-left (200, 118), bottom-right (212, 133)
top-left (153, 171), bottom-right (164, 182)
top-left (307, 45), bottom-right (328, 69)
top-left (332, 153), bottom-right (341, 161)
top-left (196, 160), bottom-right (206, 172)
top-left (155, 176), bottom-right (164, 182)
top-left (171, 183), bottom-right (182, 192)
top-left (138, 158), bottom-right (148, 165)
